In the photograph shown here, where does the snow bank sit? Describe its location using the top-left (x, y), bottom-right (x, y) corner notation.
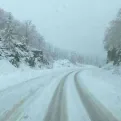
top-left (0, 60), bottom-right (17, 75)
top-left (103, 63), bottom-right (121, 75)
top-left (53, 59), bottom-right (75, 68)
top-left (102, 62), bottom-right (114, 70)
top-left (0, 59), bottom-right (79, 91)
top-left (0, 60), bottom-right (78, 91)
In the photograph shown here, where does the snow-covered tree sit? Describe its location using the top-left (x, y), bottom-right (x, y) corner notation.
top-left (24, 20), bottom-right (31, 45)
top-left (0, 8), bottom-right (95, 67)
top-left (2, 13), bottom-right (15, 48)
top-left (104, 8), bottom-right (121, 65)
top-left (104, 9), bottom-right (121, 51)
top-left (0, 8), bottom-right (8, 29)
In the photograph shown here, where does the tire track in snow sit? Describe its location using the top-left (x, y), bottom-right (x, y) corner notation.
top-left (43, 72), bottom-right (73, 121)
top-left (0, 75), bottom-right (45, 96)
top-left (0, 84), bottom-right (42, 121)
top-left (74, 72), bottom-right (119, 121)
top-left (0, 72), bottom-right (72, 121)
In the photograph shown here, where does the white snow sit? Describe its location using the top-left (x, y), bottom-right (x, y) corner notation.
top-left (66, 72), bottom-right (91, 121)
top-left (0, 59), bottom-right (78, 121)
top-left (17, 72), bottom-right (70, 121)
top-left (1, 59), bottom-right (121, 121)
top-left (0, 60), bottom-right (17, 75)
top-left (53, 59), bottom-right (76, 68)
top-left (0, 59), bottom-right (78, 91)
top-left (78, 66), bottom-right (121, 120)
top-left (103, 63), bottom-right (121, 75)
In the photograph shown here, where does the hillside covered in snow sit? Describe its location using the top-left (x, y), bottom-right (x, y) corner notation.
top-left (0, 8), bottom-right (104, 69)
top-left (0, 39), bottom-right (50, 68)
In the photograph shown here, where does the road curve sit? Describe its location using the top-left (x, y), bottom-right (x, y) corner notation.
top-left (43, 72), bottom-right (73, 121)
top-left (74, 72), bottom-right (119, 121)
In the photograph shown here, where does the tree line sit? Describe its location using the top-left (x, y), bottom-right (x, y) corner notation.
top-left (0, 8), bottom-right (103, 66)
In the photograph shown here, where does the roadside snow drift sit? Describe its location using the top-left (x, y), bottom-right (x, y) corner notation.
top-left (53, 60), bottom-right (75, 68)
top-left (0, 59), bottom-right (78, 91)
top-left (0, 60), bottom-right (17, 75)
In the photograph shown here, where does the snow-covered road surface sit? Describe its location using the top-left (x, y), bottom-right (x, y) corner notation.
top-left (43, 72), bottom-right (73, 121)
top-left (0, 67), bottom-right (120, 121)
top-left (75, 72), bottom-right (119, 121)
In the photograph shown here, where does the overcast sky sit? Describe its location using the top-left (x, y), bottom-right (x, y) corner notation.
top-left (1, 0), bottom-right (121, 57)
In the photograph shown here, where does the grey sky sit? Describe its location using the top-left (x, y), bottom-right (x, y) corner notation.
top-left (1, 0), bottom-right (121, 57)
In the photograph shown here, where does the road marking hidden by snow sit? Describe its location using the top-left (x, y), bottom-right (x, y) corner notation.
top-left (6, 71), bottom-right (74, 121)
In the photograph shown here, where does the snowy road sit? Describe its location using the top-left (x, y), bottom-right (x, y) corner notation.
top-left (0, 69), bottom-right (120, 121)
top-left (43, 72), bottom-right (72, 121)
top-left (75, 72), bottom-right (119, 121)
